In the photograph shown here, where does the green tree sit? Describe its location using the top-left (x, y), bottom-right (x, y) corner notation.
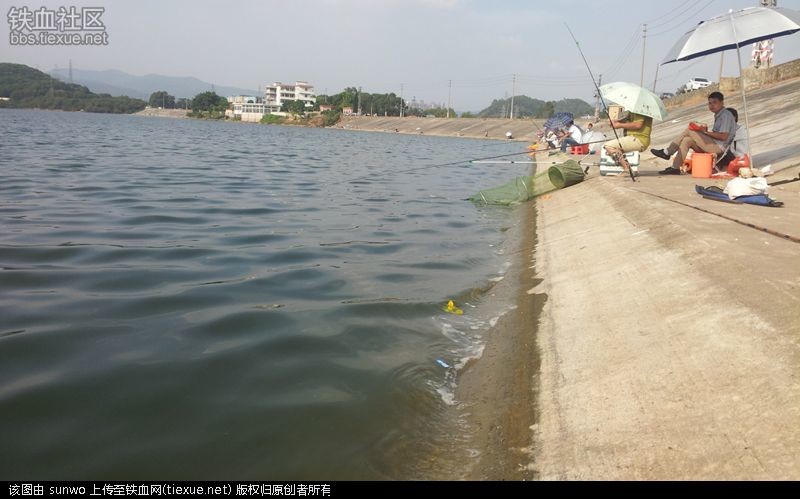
top-left (148, 90), bottom-right (175, 109)
top-left (538, 101), bottom-right (556, 119)
top-left (191, 91), bottom-right (227, 113)
top-left (281, 99), bottom-right (307, 116)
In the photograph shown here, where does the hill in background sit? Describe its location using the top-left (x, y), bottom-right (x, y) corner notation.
top-left (477, 95), bottom-right (593, 119)
top-left (0, 63), bottom-right (146, 113)
top-left (49, 67), bottom-right (257, 100)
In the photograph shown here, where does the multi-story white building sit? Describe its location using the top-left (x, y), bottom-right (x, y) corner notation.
top-left (225, 95), bottom-right (280, 122)
top-left (264, 81), bottom-right (316, 108)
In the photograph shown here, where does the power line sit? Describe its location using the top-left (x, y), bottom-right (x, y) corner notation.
top-left (649, 0), bottom-right (717, 37)
top-left (599, 27), bottom-right (644, 79)
top-left (648, 0), bottom-right (707, 29)
top-left (643, 0), bottom-right (694, 24)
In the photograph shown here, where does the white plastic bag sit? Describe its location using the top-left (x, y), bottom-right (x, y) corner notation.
top-left (724, 177), bottom-right (768, 198)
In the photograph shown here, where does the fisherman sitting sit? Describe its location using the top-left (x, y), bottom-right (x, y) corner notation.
top-left (651, 91), bottom-right (736, 175)
top-left (602, 108), bottom-right (652, 158)
top-left (559, 120), bottom-right (583, 152)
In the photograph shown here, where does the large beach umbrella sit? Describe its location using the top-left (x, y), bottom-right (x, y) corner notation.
top-left (599, 81), bottom-right (668, 121)
top-left (662, 6), bottom-right (800, 163)
top-left (543, 112), bottom-right (574, 131)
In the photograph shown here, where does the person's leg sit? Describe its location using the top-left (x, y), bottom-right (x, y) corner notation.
top-left (604, 136), bottom-right (643, 155)
top-left (653, 129), bottom-right (690, 160)
top-left (664, 129), bottom-right (691, 156)
top-left (673, 131), bottom-right (722, 169)
top-left (603, 137), bottom-right (643, 173)
top-left (561, 138), bottom-right (579, 152)
top-left (673, 135), bottom-right (695, 169)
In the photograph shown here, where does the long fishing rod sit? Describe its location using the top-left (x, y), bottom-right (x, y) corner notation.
top-left (328, 138), bottom-right (612, 186)
top-left (565, 22), bottom-right (636, 183)
top-left (465, 137), bottom-right (609, 164)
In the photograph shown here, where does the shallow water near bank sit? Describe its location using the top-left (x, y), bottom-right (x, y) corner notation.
top-left (0, 109), bottom-right (532, 479)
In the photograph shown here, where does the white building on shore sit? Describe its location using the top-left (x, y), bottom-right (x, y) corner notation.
top-left (225, 95), bottom-right (280, 122)
top-left (264, 81), bottom-right (316, 108)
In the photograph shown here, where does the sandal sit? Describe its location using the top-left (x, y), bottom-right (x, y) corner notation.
top-left (659, 167), bottom-right (681, 175)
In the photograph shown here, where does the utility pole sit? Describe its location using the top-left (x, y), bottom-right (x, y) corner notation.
top-left (510, 74), bottom-right (516, 120)
top-left (640, 24), bottom-right (647, 87)
top-left (653, 63), bottom-right (660, 93)
top-left (68, 59), bottom-right (72, 83)
top-left (595, 74), bottom-right (602, 121)
top-left (718, 52), bottom-right (725, 84)
top-left (446, 80), bottom-right (452, 118)
top-left (400, 83), bottom-right (404, 118)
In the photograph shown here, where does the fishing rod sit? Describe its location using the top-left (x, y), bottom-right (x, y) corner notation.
top-left (422, 140), bottom-right (605, 173)
top-left (326, 138), bottom-right (610, 186)
top-left (474, 160), bottom-right (601, 166)
top-left (565, 22), bottom-right (636, 183)
top-left (464, 137), bottom-right (609, 165)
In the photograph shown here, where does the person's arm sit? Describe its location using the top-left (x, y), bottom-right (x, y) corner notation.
top-left (699, 110), bottom-right (734, 142)
top-left (611, 119), bottom-right (644, 130)
top-left (697, 124), bottom-right (729, 142)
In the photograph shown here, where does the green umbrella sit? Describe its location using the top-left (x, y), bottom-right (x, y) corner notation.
top-left (599, 81), bottom-right (668, 121)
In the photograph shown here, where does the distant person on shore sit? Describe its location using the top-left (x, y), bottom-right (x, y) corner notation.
top-left (545, 130), bottom-right (560, 149)
top-left (559, 120), bottom-right (583, 152)
top-left (651, 91), bottom-right (736, 175)
top-left (581, 122), bottom-right (598, 153)
top-left (602, 108), bottom-right (653, 158)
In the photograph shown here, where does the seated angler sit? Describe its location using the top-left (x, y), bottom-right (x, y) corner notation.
top-left (559, 120), bottom-right (583, 152)
top-left (651, 91), bottom-right (736, 175)
top-left (602, 108), bottom-right (653, 158)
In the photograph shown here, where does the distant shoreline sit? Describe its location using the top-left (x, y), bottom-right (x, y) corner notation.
top-left (133, 108), bottom-right (190, 119)
top-left (332, 116), bottom-right (548, 142)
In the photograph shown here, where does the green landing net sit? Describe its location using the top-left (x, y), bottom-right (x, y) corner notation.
top-left (469, 160), bottom-right (585, 206)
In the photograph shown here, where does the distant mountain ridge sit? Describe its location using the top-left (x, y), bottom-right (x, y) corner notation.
top-left (49, 68), bottom-right (258, 100)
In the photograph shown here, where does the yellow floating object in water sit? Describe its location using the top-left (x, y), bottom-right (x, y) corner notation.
top-left (444, 300), bottom-right (463, 315)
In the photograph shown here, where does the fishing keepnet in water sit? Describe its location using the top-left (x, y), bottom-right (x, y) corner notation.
top-left (469, 160), bottom-right (585, 206)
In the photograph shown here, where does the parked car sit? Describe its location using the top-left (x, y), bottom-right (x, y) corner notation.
top-left (659, 92), bottom-right (675, 100)
top-left (684, 77), bottom-right (713, 92)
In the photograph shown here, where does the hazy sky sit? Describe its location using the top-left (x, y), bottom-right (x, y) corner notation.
top-left (3, 0), bottom-right (800, 110)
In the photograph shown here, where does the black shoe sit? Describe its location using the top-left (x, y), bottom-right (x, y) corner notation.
top-left (651, 148), bottom-right (671, 160)
top-left (659, 166), bottom-right (681, 175)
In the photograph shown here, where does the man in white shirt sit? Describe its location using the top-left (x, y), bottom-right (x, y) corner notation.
top-left (559, 120), bottom-right (583, 152)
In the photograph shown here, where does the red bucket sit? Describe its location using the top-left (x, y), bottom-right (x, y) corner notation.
top-left (570, 144), bottom-right (589, 155)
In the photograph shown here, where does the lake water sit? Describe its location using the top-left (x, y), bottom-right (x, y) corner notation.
top-left (0, 109), bottom-right (531, 479)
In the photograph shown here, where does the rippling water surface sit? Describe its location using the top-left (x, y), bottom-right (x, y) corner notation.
top-left (0, 109), bottom-right (530, 479)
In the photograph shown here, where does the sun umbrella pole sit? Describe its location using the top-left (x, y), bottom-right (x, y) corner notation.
top-left (729, 11), bottom-right (755, 166)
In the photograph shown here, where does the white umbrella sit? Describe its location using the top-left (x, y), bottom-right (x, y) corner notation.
top-left (599, 81), bottom-right (668, 121)
top-left (662, 6), bottom-right (800, 164)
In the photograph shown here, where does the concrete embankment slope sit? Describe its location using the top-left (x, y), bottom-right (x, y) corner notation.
top-left (337, 116), bottom-right (545, 141)
top-left (531, 77), bottom-right (800, 479)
